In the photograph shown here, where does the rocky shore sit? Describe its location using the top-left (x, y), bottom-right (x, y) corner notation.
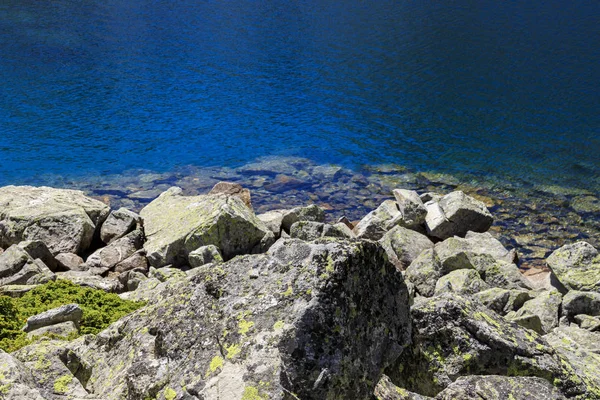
top-left (0, 182), bottom-right (599, 399)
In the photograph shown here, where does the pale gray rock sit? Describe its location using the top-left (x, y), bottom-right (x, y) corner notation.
top-left (290, 221), bottom-right (325, 241)
top-left (26, 321), bottom-right (78, 339)
top-left (113, 250), bottom-right (149, 274)
top-left (188, 245), bottom-right (223, 268)
top-left (83, 230), bottom-right (144, 273)
top-left (56, 270), bottom-right (122, 292)
top-left (353, 200), bottom-right (403, 240)
top-left (100, 207), bottom-right (140, 244)
top-left (473, 288), bottom-right (511, 314)
top-left (54, 252), bottom-right (84, 271)
top-left (546, 241), bottom-right (600, 292)
top-left (148, 266), bottom-right (186, 282)
top-left (322, 222), bottom-right (355, 239)
top-left (434, 269), bottom-right (489, 296)
top-left (562, 290), bottom-right (600, 319)
top-left (393, 189), bottom-right (427, 228)
top-left (506, 313), bottom-right (545, 334)
top-left (140, 187), bottom-right (270, 267)
top-left (435, 375), bottom-right (567, 400)
top-left (0, 350), bottom-right (46, 400)
top-left (0, 284), bottom-right (39, 298)
top-left (404, 248), bottom-right (443, 297)
top-left (574, 314), bottom-right (600, 332)
top-left (280, 204), bottom-right (326, 233)
top-left (23, 304), bottom-right (83, 332)
top-left (257, 209), bottom-right (286, 235)
top-left (0, 185), bottom-right (110, 255)
top-left (17, 240), bottom-right (58, 271)
top-left (507, 290), bottom-right (562, 334)
top-left (374, 375), bottom-right (433, 400)
top-left (481, 260), bottom-right (532, 290)
top-left (380, 225), bottom-right (434, 271)
top-left (0, 245), bottom-right (55, 286)
top-left (425, 191), bottom-right (493, 240)
top-left (208, 181), bottom-right (253, 209)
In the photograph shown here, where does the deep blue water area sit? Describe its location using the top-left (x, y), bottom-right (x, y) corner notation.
top-left (0, 0), bottom-right (599, 192)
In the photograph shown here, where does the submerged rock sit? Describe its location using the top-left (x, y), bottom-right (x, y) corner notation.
top-left (0, 186), bottom-right (110, 255)
top-left (140, 187), bottom-right (270, 267)
top-left (11, 238), bottom-right (410, 399)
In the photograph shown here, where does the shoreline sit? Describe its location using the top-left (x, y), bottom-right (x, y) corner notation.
top-left (6, 156), bottom-right (599, 270)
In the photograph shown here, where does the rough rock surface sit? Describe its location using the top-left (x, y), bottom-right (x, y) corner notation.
top-left (290, 221), bottom-right (325, 241)
top-left (0, 186), bottom-right (110, 255)
top-left (353, 200), bottom-right (403, 240)
top-left (392, 189), bottom-right (427, 228)
top-left (100, 207), bottom-right (140, 244)
top-left (0, 245), bottom-right (55, 286)
top-left (404, 249), bottom-right (442, 297)
top-left (562, 290), bottom-right (600, 319)
top-left (425, 191), bottom-right (494, 240)
top-left (17, 240), bottom-right (58, 271)
top-left (83, 230), bottom-right (144, 274)
top-left (374, 375), bottom-right (432, 400)
top-left (386, 294), bottom-right (593, 398)
top-left (0, 350), bottom-right (46, 400)
top-left (11, 239), bottom-right (411, 400)
top-left (188, 245), bottom-right (223, 268)
top-left (506, 290), bottom-right (562, 334)
top-left (113, 250), bottom-right (149, 274)
top-left (23, 303), bottom-right (83, 332)
top-left (434, 269), bottom-right (489, 295)
top-left (208, 181), bottom-right (253, 209)
top-left (546, 241), bottom-right (600, 292)
top-left (56, 271), bottom-right (122, 292)
top-left (380, 226), bottom-right (434, 270)
top-left (436, 375), bottom-right (567, 400)
top-left (26, 321), bottom-right (78, 339)
top-left (54, 252), bottom-right (84, 271)
top-left (140, 187), bottom-right (270, 267)
top-left (280, 204), bottom-right (326, 233)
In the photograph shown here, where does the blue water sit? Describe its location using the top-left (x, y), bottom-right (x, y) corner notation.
top-left (1, 0), bottom-right (599, 191)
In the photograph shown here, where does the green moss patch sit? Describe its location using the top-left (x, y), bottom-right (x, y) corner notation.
top-left (0, 280), bottom-right (145, 352)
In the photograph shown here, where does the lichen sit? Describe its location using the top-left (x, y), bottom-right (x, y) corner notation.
top-left (238, 319), bottom-right (254, 336)
top-left (164, 387), bottom-right (177, 400)
top-left (53, 374), bottom-right (73, 394)
top-left (241, 386), bottom-right (268, 400)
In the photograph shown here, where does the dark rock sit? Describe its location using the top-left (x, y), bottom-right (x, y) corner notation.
top-left (17, 240), bottom-right (58, 271)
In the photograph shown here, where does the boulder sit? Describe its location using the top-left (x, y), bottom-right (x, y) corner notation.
top-left (506, 313), bottom-right (544, 334)
top-left (434, 232), bottom-right (516, 274)
top-left (56, 271), bottom-right (122, 292)
top-left (435, 375), bottom-right (567, 400)
top-left (13, 238), bottom-right (410, 399)
top-left (54, 252), bottom-right (84, 271)
top-left (386, 293), bottom-right (589, 398)
top-left (113, 250), bottom-right (149, 274)
top-left (26, 320), bottom-right (78, 339)
top-left (0, 350), bottom-right (46, 400)
top-left (545, 326), bottom-right (600, 396)
top-left (83, 230), bottom-right (144, 274)
top-left (0, 245), bottom-right (55, 286)
top-left (0, 186), bottom-right (110, 255)
top-left (23, 303), bottom-right (83, 332)
top-left (546, 242), bottom-right (600, 292)
top-left (425, 191), bottom-right (493, 240)
top-left (140, 187), bottom-right (270, 267)
top-left (392, 189), bottom-right (427, 228)
top-left (473, 288), bottom-right (511, 314)
top-left (404, 249), bottom-right (443, 297)
top-left (353, 200), bottom-right (403, 240)
top-left (17, 240), bottom-right (58, 271)
top-left (188, 245), bottom-right (223, 268)
top-left (100, 207), bottom-right (140, 244)
top-left (322, 222), bottom-right (355, 239)
top-left (290, 221), bottom-right (325, 241)
top-left (208, 181), bottom-right (252, 209)
top-left (374, 375), bottom-right (433, 400)
top-left (148, 266), bottom-right (187, 282)
top-left (380, 226), bottom-right (434, 271)
top-left (574, 314), bottom-right (600, 331)
top-left (0, 284), bottom-right (38, 298)
top-left (257, 209), bottom-right (286, 235)
top-left (434, 269), bottom-right (489, 296)
top-left (562, 290), bottom-right (600, 319)
top-left (280, 204), bottom-right (326, 233)
top-left (506, 290), bottom-right (562, 334)
top-left (481, 260), bottom-right (531, 290)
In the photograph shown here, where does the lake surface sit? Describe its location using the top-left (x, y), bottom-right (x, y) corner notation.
top-left (0, 0), bottom-right (599, 192)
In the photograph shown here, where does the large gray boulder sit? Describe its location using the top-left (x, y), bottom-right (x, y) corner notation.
top-left (380, 225), bottom-right (434, 271)
top-left (83, 230), bottom-right (144, 274)
top-left (0, 186), bottom-right (110, 255)
top-left (0, 350), bottom-right (45, 400)
top-left (404, 249), bottom-right (443, 297)
top-left (0, 245), bottom-right (55, 286)
top-left (392, 189), bottom-right (427, 228)
top-left (353, 200), bottom-right (403, 240)
top-left (436, 375), bottom-right (567, 400)
top-left (425, 191), bottom-right (493, 240)
top-left (386, 293), bottom-right (592, 398)
top-left (506, 290), bottom-right (562, 334)
top-left (546, 242), bottom-right (600, 292)
top-left (140, 187), bottom-right (270, 267)
top-left (12, 239), bottom-right (411, 399)
top-left (562, 290), bottom-right (600, 319)
top-left (434, 269), bottom-right (489, 296)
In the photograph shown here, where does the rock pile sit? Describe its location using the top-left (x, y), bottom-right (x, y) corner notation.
top-left (0, 183), bottom-right (598, 399)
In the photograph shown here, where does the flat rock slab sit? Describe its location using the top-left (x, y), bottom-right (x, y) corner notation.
top-left (13, 238), bottom-right (411, 400)
top-left (140, 187), bottom-right (270, 267)
top-left (0, 186), bottom-right (110, 255)
top-left (23, 303), bottom-right (83, 332)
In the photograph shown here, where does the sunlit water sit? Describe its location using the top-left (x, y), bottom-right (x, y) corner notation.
top-left (0, 0), bottom-right (598, 192)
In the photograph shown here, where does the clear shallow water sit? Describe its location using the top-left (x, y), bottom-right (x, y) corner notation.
top-left (0, 0), bottom-right (599, 191)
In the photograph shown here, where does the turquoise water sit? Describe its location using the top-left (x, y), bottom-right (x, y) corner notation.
top-left (0, 0), bottom-right (599, 191)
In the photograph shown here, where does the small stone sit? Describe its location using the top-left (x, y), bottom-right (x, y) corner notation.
top-left (353, 200), bottom-right (402, 240)
top-left (280, 205), bottom-right (326, 233)
top-left (188, 245), bottom-right (223, 268)
top-left (55, 253), bottom-right (84, 271)
top-left (404, 249), bottom-right (442, 297)
top-left (83, 230), bottom-right (144, 273)
top-left (505, 312), bottom-right (544, 334)
top-left (473, 288), bottom-right (511, 314)
top-left (100, 207), bottom-right (140, 244)
top-left (23, 304), bottom-right (83, 332)
top-left (149, 267), bottom-right (186, 282)
top-left (322, 223), bottom-right (355, 239)
top-left (509, 290), bottom-right (562, 334)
